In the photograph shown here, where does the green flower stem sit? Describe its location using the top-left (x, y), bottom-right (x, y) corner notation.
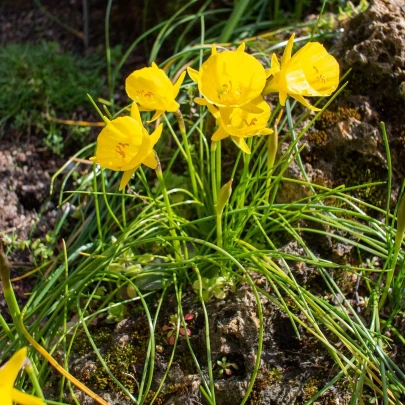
top-left (238, 144), bottom-right (252, 209)
top-left (0, 240), bottom-right (26, 341)
top-left (100, 169), bottom-right (124, 232)
top-left (216, 213), bottom-right (223, 249)
top-left (25, 362), bottom-right (45, 401)
top-left (216, 140), bottom-right (221, 201)
top-left (155, 161), bottom-right (182, 261)
top-left (265, 111), bottom-right (281, 203)
top-left (0, 312), bottom-right (14, 341)
top-left (174, 110), bottom-right (199, 201)
top-left (210, 141), bottom-right (218, 206)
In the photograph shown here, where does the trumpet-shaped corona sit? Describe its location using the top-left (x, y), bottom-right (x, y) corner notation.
top-left (263, 34), bottom-right (339, 110)
top-left (126, 62), bottom-right (186, 122)
top-left (90, 103), bottom-right (162, 190)
top-left (187, 43), bottom-right (267, 110)
top-left (196, 96), bottom-right (273, 154)
top-left (0, 347), bottom-right (44, 405)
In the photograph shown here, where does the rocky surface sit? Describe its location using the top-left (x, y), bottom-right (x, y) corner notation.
top-left (59, 286), bottom-right (351, 405)
top-left (279, 0), bottom-right (405, 209)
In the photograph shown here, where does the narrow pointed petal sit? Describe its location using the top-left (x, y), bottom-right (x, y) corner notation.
top-left (151, 61), bottom-right (159, 69)
top-left (211, 44), bottom-right (217, 55)
top-left (237, 43), bottom-right (246, 52)
top-left (146, 110), bottom-right (165, 123)
top-left (290, 94), bottom-right (321, 111)
top-left (279, 90), bottom-right (288, 106)
top-left (12, 388), bottom-right (45, 405)
top-left (212, 127), bottom-right (229, 141)
top-left (194, 98), bottom-right (221, 119)
top-left (258, 128), bottom-right (274, 135)
top-left (271, 53), bottom-right (280, 71)
top-left (194, 97), bottom-right (209, 105)
top-left (138, 105), bottom-right (153, 112)
top-left (187, 67), bottom-right (200, 84)
top-left (239, 102), bottom-right (264, 114)
top-left (130, 102), bottom-right (142, 125)
top-left (0, 347), bottom-right (27, 387)
top-left (231, 136), bottom-right (251, 154)
top-left (150, 123), bottom-right (163, 147)
top-left (173, 71), bottom-right (186, 97)
top-left (143, 151), bottom-right (158, 169)
top-left (119, 167), bottom-right (137, 191)
top-left (166, 100), bottom-right (180, 113)
top-left (281, 34), bottom-right (295, 67)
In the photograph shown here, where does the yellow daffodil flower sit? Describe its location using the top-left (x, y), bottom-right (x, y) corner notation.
top-left (196, 96), bottom-right (273, 154)
top-left (90, 103), bottom-right (163, 190)
top-left (0, 347), bottom-right (44, 405)
top-left (125, 62), bottom-right (186, 122)
top-left (263, 34), bottom-right (339, 111)
top-left (187, 43), bottom-right (267, 110)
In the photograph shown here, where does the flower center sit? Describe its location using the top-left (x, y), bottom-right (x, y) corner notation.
top-left (115, 142), bottom-right (130, 164)
top-left (217, 80), bottom-right (243, 103)
top-left (136, 89), bottom-right (155, 99)
top-left (242, 118), bottom-right (257, 127)
top-left (312, 66), bottom-right (326, 84)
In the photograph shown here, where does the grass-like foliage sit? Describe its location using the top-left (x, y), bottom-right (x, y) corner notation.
top-left (1, 1), bottom-right (405, 405)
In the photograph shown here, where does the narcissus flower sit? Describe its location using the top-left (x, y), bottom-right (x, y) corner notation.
top-left (196, 96), bottom-right (273, 154)
top-left (126, 62), bottom-right (186, 122)
top-left (90, 103), bottom-right (162, 190)
top-left (187, 43), bottom-right (267, 110)
top-left (263, 34), bottom-right (339, 111)
top-left (0, 347), bottom-right (44, 405)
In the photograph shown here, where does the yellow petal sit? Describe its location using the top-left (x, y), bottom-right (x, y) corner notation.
top-left (199, 48), bottom-right (266, 107)
top-left (258, 128), bottom-right (274, 135)
top-left (237, 43), bottom-right (246, 52)
top-left (290, 94), bottom-right (321, 111)
top-left (130, 102), bottom-right (142, 125)
top-left (187, 67), bottom-right (200, 84)
top-left (211, 44), bottom-right (217, 55)
top-left (218, 97), bottom-right (271, 138)
top-left (119, 167), bottom-right (137, 190)
top-left (194, 97), bottom-right (209, 105)
top-left (212, 127), bottom-right (229, 141)
top-left (285, 42), bottom-right (339, 96)
top-left (166, 100), bottom-right (180, 113)
top-left (143, 151), bottom-right (158, 169)
top-left (281, 33), bottom-right (295, 67)
top-left (0, 347), bottom-right (27, 387)
top-left (262, 75), bottom-right (280, 95)
top-left (279, 90), bottom-right (288, 106)
top-left (150, 123), bottom-right (163, 147)
top-left (12, 388), bottom-right (45, 405)
top-left (147, 110), bottom-right (165, 123)
top-left (231, 136), bottom-right (251, 154)
top-left (138, 105), bottom-right (153, 112)
top-left (173, 71), bottom-right (186, 97)
top-left (0, 387), bottom-right (12, 405)
top-left (94, 116), bottom-right (144, 171)
top-left (151, 61), bottom-right (159, 69)
top-left (126, 66), bottom-right (174, 112)
top-left (239, 101), bottom-right (264, 114)
top-left (271, 53), bottom-right (280, 71)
